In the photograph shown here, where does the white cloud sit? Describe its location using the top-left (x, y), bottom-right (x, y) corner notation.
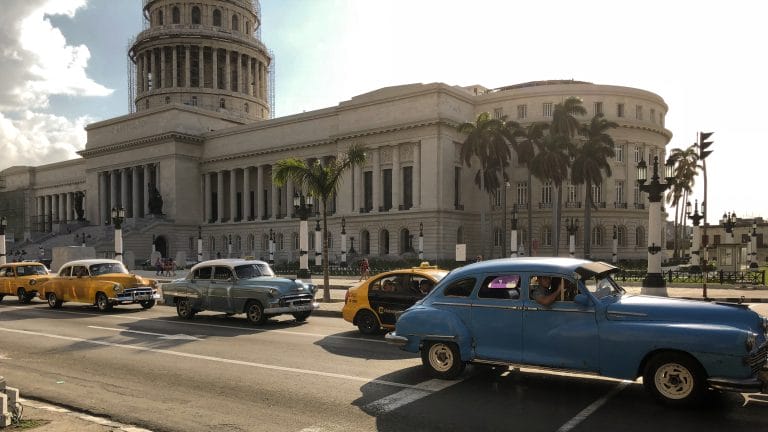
top-left (0, 111), bottom-right (89, 167)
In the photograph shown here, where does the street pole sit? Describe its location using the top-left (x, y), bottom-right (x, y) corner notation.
top-left (0, 216), bottom-right (7, 265)
top-left (314, 218), bottom-right (322, 266)
top-left (637, 156), bottom-right (675, 295)
top-left (566, 217), bottom-right (578, 258)
top-left (418, 222), bottom-right (424, 261)
top-left (111, 207), bottom-right (125, 263)
top-left (510, 205), bottom-right (518, 258)
top-left (197, 226), bottom-right (203, 263)
top-left (612, 225), bottom-right (618, 264)
top-left (293, 193), bottom-right (313, 279)
top-left (341, 217), bottom-right (347, 268)
top-left (268, 229), bottom-right (275, 265)
top-left (751, 222), bottom-right (758, 269)
top-left (686, 200), bottom-right (703, 271)
top-left (228, 234), bottom-right (233, 258)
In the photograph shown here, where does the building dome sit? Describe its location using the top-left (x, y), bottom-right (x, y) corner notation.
top-left (129, 0), bottom-right (271, 121)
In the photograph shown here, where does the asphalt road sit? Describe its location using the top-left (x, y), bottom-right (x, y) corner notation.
top-left (1, 300), bottom-right (767, 432)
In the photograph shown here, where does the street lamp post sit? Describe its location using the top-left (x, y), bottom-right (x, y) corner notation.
top-left (565, 217), bottom-right (578, 258)
top-left (268, 228), bottom-right (275, 265)
top-left (722, 211), bottom-right (736, 243)
top-left (111, 207), bottom-right (126, 263)
top-left (750, 222), bottom-right (758, 269)
top-left (228, 234), bottom-right (233, 258)
top-left (197, 226), bottom-right (203, 263)
top-left (0, 216), bottom-right (7, 265)
top-left (293, 193), bottom-right (314, 278)
top-left (612, 225), bottom-right (618, 264)
top-left (418, 222), bottom-right (424, 261)
top-left (341, 217), bottom-right (347, 268)
top-left (76, 232), bottom-right (91, 247)
top-left (637, 156), bottom-right (675, 294)
top-left (314, 218), bottom-right (322, 266)
top-left (510, 205), bottom-right (519, 258)
top-left (686, 200), bottom-right (704, 271)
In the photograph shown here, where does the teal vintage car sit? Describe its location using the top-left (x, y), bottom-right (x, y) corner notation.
top-left (386, 257), bottom-right (768, 406)
top-left (162, 259), bottom-right (318, 325)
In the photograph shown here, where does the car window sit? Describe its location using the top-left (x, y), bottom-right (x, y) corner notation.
top-left (378, 275), bottom-right (401, 293)
top-left (18, 265), bottom-right (47, 276)
top-left (0, 268), bottom-right (8, 277)
top-left (58, 267), bottom-right (71, 277)
top-left (213, 267), bottom-right (233, 280)
top-left (234, 264), bottom-right (273, 279)
top-left (530, 275), bottom-right (579, 302)
top-left (194, 266), bottom-right (213, 280)
top-left (478, 274), bottom-right (520, 299)
top-left (584, 275), bottom-right (622, 299)
top-left (443, 277), bottom-right (476, 297)
top-left (90, 263), bottom-right (128, 275)
top-left (412, 276), bottom-right (434, 295)
top-left (72, 266), bottom-right (89, 277)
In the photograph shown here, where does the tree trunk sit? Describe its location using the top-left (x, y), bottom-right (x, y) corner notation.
top-left (584, 179), bottom-right (592, 259)
top-left (527, 172), bottom-right (533, 256)
top-left (321, 200), bottom-right (330, 303)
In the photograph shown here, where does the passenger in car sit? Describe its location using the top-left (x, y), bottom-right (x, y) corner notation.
top-left (418, 279), bottom-right (433, 294)
top-left (531, 275), bottom-right (562, 306)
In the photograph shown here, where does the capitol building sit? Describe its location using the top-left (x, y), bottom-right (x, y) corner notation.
top-left (0, 0), bottom-right (672, 268)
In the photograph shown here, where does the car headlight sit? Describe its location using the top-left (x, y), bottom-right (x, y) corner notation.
top-left (268, 288), bottom-right (279, 297)
top-left (113, 283), bottom-right (124, 294)
top-left (746, 332), bottom-right (757, 352)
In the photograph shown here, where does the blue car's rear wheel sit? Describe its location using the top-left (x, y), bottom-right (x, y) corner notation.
top-left (421, 341), bottom-right (465, 379)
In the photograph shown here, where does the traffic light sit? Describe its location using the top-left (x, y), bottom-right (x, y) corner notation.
top-left (699, 131), bottom-right (714, 160)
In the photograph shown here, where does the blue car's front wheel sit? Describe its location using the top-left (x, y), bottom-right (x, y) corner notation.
top-left (421, 341), bottom-right (465, 379)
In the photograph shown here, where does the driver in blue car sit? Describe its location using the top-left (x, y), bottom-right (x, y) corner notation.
top-left (531, 275), bottom-right (562, 306)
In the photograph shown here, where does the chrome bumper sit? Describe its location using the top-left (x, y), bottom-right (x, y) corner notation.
top-left (111, 290), bottom-right (160, 303)
top-left (264, 302), bottom-right (319, 314)
top-left (708, 368), bottom-right (768, 394)
top-left (385, 331), bottom-right (409, 347)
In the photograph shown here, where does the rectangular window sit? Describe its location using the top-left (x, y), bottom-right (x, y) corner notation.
top-left (542, 182), bottom-right (552, 204)
top-left (617, 103), bottom-right (624, 118)
top-left (543, 102), bottom-right (553, 117)
top-left (615, 180), bottom-right (624, 204)
top-left (454, 167), bottom-right (462, 208)
top-left (634, 146), bottom-right (643, 163)
top-left (382, 168), bottom-right (392, 211)
top-left (650, 108), bottom-right (656, 124)
top-left (402, 166), bottom-right (413, 209)
top-left (591, 183), bottom-right (602, 203)
top-left (567, 182), bottom-right (577, 203)
top-left (594, 101), bottom-right (603, 116)
top-left (517, 104), bottom-right (527, 119)
top-left (614, 144), bottom-right (623, 162)
top-left (494, 189), bottom-right (502, 207)
top-left (493, 107), bottom-right (504, 119)
top-left (517, 182), bottom-right (528, 205)
top-left (363, 171), bottom-right (373, 212)
top-left (634, 184), bottom-right (641, 204)
top-left (636, 105), bottom-right (643, 120)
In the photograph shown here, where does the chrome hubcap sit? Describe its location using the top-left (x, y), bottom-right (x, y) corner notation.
top-left (654, 363), bottom-right (694, 399)
top-left (429, 344), bottom-right (453, 372)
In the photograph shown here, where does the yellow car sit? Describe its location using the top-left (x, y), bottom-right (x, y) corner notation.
top-left (342, 262), bottom-right (449, 334)
top-left (39, 259), bottom-right (160, 312)
top-left (0, 262), bottom-right (52, 304)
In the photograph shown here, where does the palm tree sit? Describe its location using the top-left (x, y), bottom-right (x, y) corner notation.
top-left (272, 144), bottom-right (367, 302)
top-left (530, 133), bottom-right (573, 256)
top-left (457, 112), bottom-right (512, 258)
top-left (666, 145), bottom-right (699, 259)
top-left (512, 122), bottom-right (547, 256)
top-left (571, 114), bottom-right (618, 259)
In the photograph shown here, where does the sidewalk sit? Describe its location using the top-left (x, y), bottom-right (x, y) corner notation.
top-left (4, 398), bottom-right (151, 431)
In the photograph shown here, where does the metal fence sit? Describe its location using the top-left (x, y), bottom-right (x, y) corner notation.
top-left (615, 269), bottom-right (766, 285)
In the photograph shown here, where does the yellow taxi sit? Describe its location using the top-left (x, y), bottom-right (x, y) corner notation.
top-left (39, 259), bottom-right (160, 312)
top-left (0, 262), bottom-right (52, 304)
top-left (342, 262), bottom-right (448, 334)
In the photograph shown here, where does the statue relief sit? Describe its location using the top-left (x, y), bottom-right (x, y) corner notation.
top-left (148, 184), bottom-right (163, 215)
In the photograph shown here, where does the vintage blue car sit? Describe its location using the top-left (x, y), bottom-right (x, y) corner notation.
top-left (386, 257), bottom-right (768, 405)
top-left (162, 259), bottom-right (318, 325)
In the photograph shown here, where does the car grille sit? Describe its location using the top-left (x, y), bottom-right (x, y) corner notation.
top-left (748, 341), bottom-right (768, 374)
top-left (279, 294), bottom-right (314, 307)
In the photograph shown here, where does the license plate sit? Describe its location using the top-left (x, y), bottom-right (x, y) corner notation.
top-left (134, 295), bottom-right (150, 301)
top-left (293, 304), bottom-right (312, 311)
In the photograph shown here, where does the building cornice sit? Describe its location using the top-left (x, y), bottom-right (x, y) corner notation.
top-left (78, 132), bottom-right (204, 158)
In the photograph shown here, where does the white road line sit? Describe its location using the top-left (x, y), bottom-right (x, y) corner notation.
top-left (0, 305), bottom-right (386, 344)
top-left (364, 378), bottom-right (464, 414)
top-left (556, 381), bottom-right (630, 432)
top-left (0, 327), bottom-right (417, 390)
top-left (87, 325), bottom-right (200, 340)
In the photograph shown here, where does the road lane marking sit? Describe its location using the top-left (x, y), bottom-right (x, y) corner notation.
top-left (0, 305), bottom-right (385, 344)
top-left (556, 381), bottom-right (630, 432)
top-left (88, 325), bottom-right (201, 340)
top-left (0, 327), bottom-right (419, 390)
top-left (364, 378), bottom-right (463, 414)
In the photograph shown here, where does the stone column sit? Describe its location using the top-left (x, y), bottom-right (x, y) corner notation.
top-left (224, 49), bottom-right (231, 91)
top-left (212, 47), bottom-right (218, 90)
top-left (256, 165), bottom-right (264, 219)
top-left (244, 56), bottom-right (251, 96)
top-left (392, 145), bottom-right (400, 209)
top-left (120, 168), bottom-right (129, 210)
top-left (137, 53), bottom-right (143, 94)
top-left (270, 171), bottom-right (278, 219)
top-left (204, 172), bottom-right (212, 223)
top-left (110, 171), bottom-right (118, 217)
top-left (243, 167), bottom-right (251, 220)
top-left (99, 172), bottom-right (107, 225)
top-left (160, 46), bottom-right (166, 88)
top-left (185, 45), bottom-right (191, 89)
top-left (43, 196), bottom-right (50, 232)
top-left (253, 60), bottom-right (260, 99)
top-left (354, 165), bottom-right (362, 213)
top-left (372, 148), bottom-right (380, 212)
top-left (230, 169), bottom-right (238, 222)
top-left (143, 165), bottom-right (152, 215)
top-left (285, 180), bottom-right (294, 218)
top-left (132, 167), bottom-right (141, 218)
top-left (217, 171), bottom-right (224, 223)
top-left (414, 141), bottom-right (421, 207)
top-left (172, 45), bottom-right (178, 88)
top-left (198, 44), bottom-right (204, 88)
top-left (61, 193), bottom-right (68, 223)
top-left (36, 196), bottom-right (43, 231)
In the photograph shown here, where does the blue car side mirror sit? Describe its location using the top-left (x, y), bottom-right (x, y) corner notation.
top-left (574, 293), bottom-right (590, 306)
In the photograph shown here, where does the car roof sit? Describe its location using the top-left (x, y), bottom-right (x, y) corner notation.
top-left (61, 259), bottom-right (124, 267)
top-left (450, 257), bottom-right (615, 278)
top-left (377, 267), bottom-right (448, 279)
top-left (1, 262), bottom-right (46, 268)
top-left (190, 259), bottom-right (269, 271)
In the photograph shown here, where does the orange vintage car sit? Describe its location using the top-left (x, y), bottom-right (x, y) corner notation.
top-left (39, 259), bottom-right (160, 312)
top-left (0, 262), bottom-right (52, 304)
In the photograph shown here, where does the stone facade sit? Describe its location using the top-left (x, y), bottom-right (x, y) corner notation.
top-left (0, 1), bottom-right (678, 265)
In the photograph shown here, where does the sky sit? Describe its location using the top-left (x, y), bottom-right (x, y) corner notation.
top-left (0, 0), bottom-right (765, 224)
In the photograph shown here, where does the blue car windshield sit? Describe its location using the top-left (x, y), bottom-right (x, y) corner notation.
top-left (235, 264), bottom-right (275, 279)
top-left (583, 275), bottom-right (624, 299)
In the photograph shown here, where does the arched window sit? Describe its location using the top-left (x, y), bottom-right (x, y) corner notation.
top-left (457, 226), bottom-right (464, 244)
top-left (399, 228), bottom-right (411, 254)
top-left (379, 229), bottom-right (390, 255)
top-left (244, 103), bottom-right (249, 113)
top-left (262, 234), bottom-right (269, 252)
top-left (617, 226), bottom-right (627, 247)
top-left (278, 233), bottom-right (284, 250)
top-left (235, 235), bottom-right (242, 253)
top-left (292, 232), bottom-right (299, 250)
top-left (542, 226), bottom-right (552, 247)
top-left (245, 22), bottom-right (251, 34)
top-left (213, 9), bottom-right (222, 27)
top-left (165, 96), bottom-right (170, 104)
top-left (247, 234), bottom-right (255, 255)
top-left (219, 98), bottom-right (225, 108)
top-left (191, 6), bottom-right (201, 25)
top-left (209, 236), bottom-right (216, 256)
top-left (592, 227), bottom-right (603, 247)
top-left (361, 230), bottom-right (370, 255)
top-left (172, 7), bottom-right (180, 24)
top-left (493, 227), bottom-right (503, 247)
top-left (157, 10), bottom-right (164, 25)
top-left (636, 226), bottom-right (646, 247)
top-left (326, 231), bottom-right (333, 250)
top-left (232, 15), bottom-right (239, 32)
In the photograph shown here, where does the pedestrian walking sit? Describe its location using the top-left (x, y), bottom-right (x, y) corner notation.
top-left (155, 257), bottom-right (163, 276)
top-left (358, 258), bottom-right (370, 281)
